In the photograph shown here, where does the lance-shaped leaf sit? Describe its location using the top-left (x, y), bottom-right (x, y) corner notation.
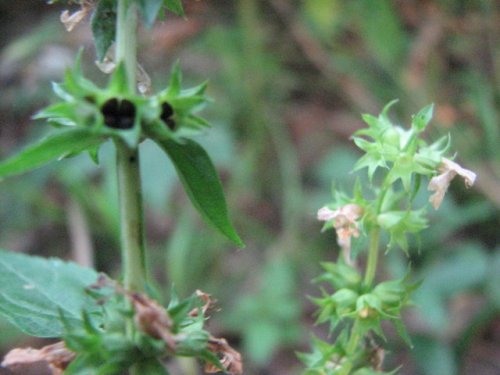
top-left (0, 249), bottom-right (103, 337)
top-left (154, 138), bottom-right (244, 247)
top-left (0, 128), bottom-right (105, 179)
top-left (91, 0), bottom-right (116, 62)
top-left (412, 103), bottom-right (434, 133)
top-left (136, 0), bottom-right (164, 27)
top-left (164, 0), bottom-right (184, 16)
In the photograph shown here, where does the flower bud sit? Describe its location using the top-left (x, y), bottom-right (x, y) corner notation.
top-left (356, 294), bottom-right (382, 319)
top-left (373, 280), bottom-right (405, 307)
top-left (381, 127), bottom-right (401, 148)
top-left (321, 262), bottom-right (362, 289)
top-left (331, 288), bottom-right (358, 315)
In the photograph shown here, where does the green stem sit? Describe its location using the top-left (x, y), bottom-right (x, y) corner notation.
top-left (116, 143), bottom-right (146, 292)
top-left (115, 0), bottom-right (145, 293)
top-left (116, 0), bottom-right (137, 93)
top-left (363, 228), bottom-right (380, 287)
top-left (115, 3), bottom-right (144, 375)
top-left (365, 181), bottom-right (388, 287)
top-left (339, 319), bottom-right (361, 375)
top-left (340, 228), bottom-right (380, 375)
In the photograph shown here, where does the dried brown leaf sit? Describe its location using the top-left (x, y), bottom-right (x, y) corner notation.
top-left (428, 158), bottom-right (477, 209)
top-left (131, 292), bottom-right (176, 350)
top-left (204, 337), bottom-right (243, 375)
top-left (2, 341), bottom-right (75, 375)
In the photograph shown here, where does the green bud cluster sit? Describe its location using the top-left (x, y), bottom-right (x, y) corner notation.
top-left (352, 100), bottom-right (449, 191)
top-left (301, 102), bottom-right (465, 375)
top-left (35, 55), bottom-right (210, 151)
top-left (61, 289), bottom-right (224, 375)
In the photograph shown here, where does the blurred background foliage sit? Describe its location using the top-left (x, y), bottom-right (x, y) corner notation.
top-left (0, 1), bottom-right (498, 374)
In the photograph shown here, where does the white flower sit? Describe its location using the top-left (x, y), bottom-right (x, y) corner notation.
top-left (428, 158), bottom-right (477, 209)
top-left (318, 204), bottom-right (364, 264)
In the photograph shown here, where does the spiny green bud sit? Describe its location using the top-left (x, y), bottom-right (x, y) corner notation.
top-left (381, 127), bottom-right (401, 148)
top-left (356, 294), bottom-right (382, 319)
top-left (331, 288), bottom-right (358, 315)
top-left (373, 280), bottom-right (406, 307)
top-left (320, 262), bottom-right (362, 289)
top-left (174, 330), bottom-right (210, 356)
top-left (376, 211), bottom-right (404, 230)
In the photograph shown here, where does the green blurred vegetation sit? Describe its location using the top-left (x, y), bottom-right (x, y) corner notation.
top-left (0, 1), bottom-right (498, 374)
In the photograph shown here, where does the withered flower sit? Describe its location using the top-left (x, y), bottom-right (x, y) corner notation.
top-left (204, 337), bottom-right (243, 375)
top-left (189, 289), bottom-right (218, 317)
top-left (60, 0), bottom-right (94, 32)
top-left (130, 292), bottom-right (176, 350)
top-left (1, 341), bottom-right (75, 375)
top-left (317, 204), bottom-right (364, 265)
top-left (428, 158), bottom-right (476, 209)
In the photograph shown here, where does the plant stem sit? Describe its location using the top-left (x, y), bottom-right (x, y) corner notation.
top-left (340, 229), bottom-right (379, 375)
top-left (115, 3), bottom-right (145, 375)
top-left (338, 319), bottom-right (361, 375)
top-left (115, 0), bottom-right (146, 294)
top-left (116, 143), bottom-right (146, 292)
top-left (116, 0), bottom-right (137, 93)
top-left (363, 228), bottom-right (380, 287)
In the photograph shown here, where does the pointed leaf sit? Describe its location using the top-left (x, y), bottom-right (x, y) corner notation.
top-left (163, 0), bottom-right (184, 16)
top-left (154, 138), bottom-right (244, 247)
top-left (166, 61), bottom-right (182, 96)
top-left (91, 0), bottom-right (116, 62)
top-left (0, 128), bottom-right (105, 179)
top-left (393, 318), bottom-right (413, 347)
top-left (136, 0), bottom-right (164, 27)
top-left (0, 249), bottom-right (102, 337)
top-left (412, 103), bottom-right (434, 132)
top-left (107, 63), bottom-right (129, 94)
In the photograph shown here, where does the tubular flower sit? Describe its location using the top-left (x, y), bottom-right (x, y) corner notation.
top-left (428, 158), bottom-right (477, 209)
top-left (317, 204), bottom-right (364, 264)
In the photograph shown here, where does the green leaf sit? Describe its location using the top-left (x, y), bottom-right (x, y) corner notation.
top-left (412, 104), bottom-right (434, 132)
top-left (393, 318), bottom-right (413, 347)
top-left (164, 0), bottom-right (184, 16)
top-left (0, 128), bottom-right (105, 179)
top-left (136, 0), bottom-right (164, 27)
top-left (153, 138), bottom-right (244, 247)
top-left (0, 249), bottom-right (102, 337)
top-left (91, 0), bottom-right (116, 62)
top-left (107, 63), bottom-right (129, 94)
top-left (166, 61), bottom-right (182, 96)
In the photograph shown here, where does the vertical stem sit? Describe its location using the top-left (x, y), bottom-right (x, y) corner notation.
top-left (115, 3), bottom-right (144, 375)
top-left (340, 228), bottom-right (379, 375)
top-left (116, 0), bottom-right (137, 93)
top-left (363, 228), bottom-right (380, 287)
top-left (116, 144), bottom-right (146, 292)
top-left (339, 319), bottom-right (361, 375)
top-left (115, 0), bottom-right (145, 293)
